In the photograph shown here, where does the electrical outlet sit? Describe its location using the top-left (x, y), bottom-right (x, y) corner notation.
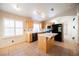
top-left (73, 18), bottom-right (75, 21)
top-left (24, 29), bottom-right (26, 31)
top-left (73, 26), bottom-right (75, 29)
top-left (72, 37), bottom-right (75, 40)
top-left (12, 40), bottom-right (14, 43)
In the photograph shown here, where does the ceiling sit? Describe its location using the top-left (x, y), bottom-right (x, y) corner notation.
top-left (0, 3), bottom-right (77, 22)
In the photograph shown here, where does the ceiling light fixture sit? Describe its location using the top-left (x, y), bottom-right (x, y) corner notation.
top-left (13, 4), bottom-right (21, 11)
top-left (41, 13), bottom-right (45, 18)
top-left (32, 10), bottom-right (46, 20)
top-left (33, 10), bottom-right (38, 15)
top-left (48, 8), bottom-right (54, 17)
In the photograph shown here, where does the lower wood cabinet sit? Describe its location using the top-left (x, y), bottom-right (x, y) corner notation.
top-left (26, 32), bottom-right (32, 43)
top-left (38, 34), bottom-right (54, 53)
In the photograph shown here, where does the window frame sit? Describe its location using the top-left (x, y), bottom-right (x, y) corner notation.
top-left (3, 18), bottom-right (24, 38)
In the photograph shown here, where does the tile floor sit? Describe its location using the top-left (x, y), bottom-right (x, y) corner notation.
top-left (0, 41), bottom-right (79, 56)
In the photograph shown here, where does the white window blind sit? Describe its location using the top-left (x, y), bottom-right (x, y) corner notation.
top-left (15, 21), bottom-right (23, 35)
top-left (33, 23), bottom-right (40, 32)
top-left (4, 19), bottom-right (15, 36)
top-left (4, 18), bottom-right (23, 37)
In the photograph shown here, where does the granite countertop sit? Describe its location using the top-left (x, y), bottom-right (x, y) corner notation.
top-left (26, 30), bottom-right (45, 34)
top-left (38, 33), bottom-right (58, 38)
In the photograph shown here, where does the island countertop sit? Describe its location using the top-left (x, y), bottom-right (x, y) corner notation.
top-left (38, 33), bottom-right (58, 53)
top-left (38, 33), bottom-right (58, 38)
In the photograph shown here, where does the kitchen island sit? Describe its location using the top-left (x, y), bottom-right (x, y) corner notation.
top-left (38, 33), bottom-right (57, 53)
top-left (26, 30), bottom-right (47, 43)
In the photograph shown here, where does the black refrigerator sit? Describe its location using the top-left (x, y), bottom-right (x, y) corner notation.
top-left (51, 24), bottom-right (63, 42)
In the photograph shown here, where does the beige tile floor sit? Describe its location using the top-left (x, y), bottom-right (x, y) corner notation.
top-left (0, 41), bottom-right (79, 56)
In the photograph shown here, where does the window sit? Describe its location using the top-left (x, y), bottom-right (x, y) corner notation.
top-left (15, 21), bottom-right (23, 35)
top-left (33, 23), bottom-right (40, 32)
top-left (4, 18), bottom-right (23, 37)
top-left (4, 19), bottom-right (15, 36)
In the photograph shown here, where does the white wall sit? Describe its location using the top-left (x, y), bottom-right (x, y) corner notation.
top-left (77, 5), bottom-right (79, 44)
top-left (0, 36), bottom-right (26, 48)
top-left (48, 16), bottom-right (78, 51)
top-left (0, 11), bottom-right (27, 48)
top-left (0, 19), bottom-right (3, 36)
top-left (0, 19), bottom-right (26, 48)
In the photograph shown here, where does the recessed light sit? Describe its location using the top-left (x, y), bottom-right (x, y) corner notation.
top-left (13, 4), bottom-right (21, 11)
top-left (51, 8), bottom-right (54, 11)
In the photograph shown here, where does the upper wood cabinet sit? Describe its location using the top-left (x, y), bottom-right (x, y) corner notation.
top-left (41, 21), bottom-right (46, 29)
top-left (26, 18), bottom-right (33, 29)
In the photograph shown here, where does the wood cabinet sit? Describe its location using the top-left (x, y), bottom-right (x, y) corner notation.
top-left (41, 21), bottom-right (46, 29)
top-left (26, 32), bottom-right (32, 43)
top-left (26, 18), bottom-right (33, 29)
top-left (38, 34), bottom-right (54, 53)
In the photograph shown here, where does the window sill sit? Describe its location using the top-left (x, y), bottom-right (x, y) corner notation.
top-left (0, 35), bottom-right (24, 39)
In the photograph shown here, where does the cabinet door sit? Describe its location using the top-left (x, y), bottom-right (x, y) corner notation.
top-left (41, 22), bottom-right (46, 29)
top-left (26, 19), bottom-right (33, 29)
top-left (28, 20), bottom-right (33, 28)
top-left (26, 33), bottom-right (32, 43)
